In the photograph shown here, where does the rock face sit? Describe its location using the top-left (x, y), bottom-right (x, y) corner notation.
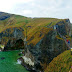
top-left (0, 12), bottom-right (11, 20)
top-left (0, 27), bottom-right (24, 50)
top-left (26, 30), bottom-right (68, 71)
top-left (20, 19), bottom-right (71, 72)
top-left (54, 19), bottom-right (71, 36)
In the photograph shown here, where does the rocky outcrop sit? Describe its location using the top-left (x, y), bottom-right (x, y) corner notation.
top-left (20, 19), bottom-right (71, 72)
top-left (18, 50), bottom-right (43, 72)
top-left (0, 27), bottom-right (25, 50)
top-left (25, 30), bottom-right (68, 71)
top-left (53, 19), bottom-right (71, 36)
top-left (0, 12), bottom-right (11, 20)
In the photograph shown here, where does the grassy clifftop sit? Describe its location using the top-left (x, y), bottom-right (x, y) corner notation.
top-left (0, 12), bottom-right (32, 32)
top-left (45, 50), bottom-right (72, 72)
top-left (0, 12), bottom-right (70, 45)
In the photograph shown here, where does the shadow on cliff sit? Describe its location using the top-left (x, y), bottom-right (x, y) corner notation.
top-left (4, 39), bottom-right (24, 51)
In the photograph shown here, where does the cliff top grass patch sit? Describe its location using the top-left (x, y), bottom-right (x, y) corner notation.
top-left (0, 13), bottom-right (32, 33)
top-left (45, 50), bottom-right (72, 72)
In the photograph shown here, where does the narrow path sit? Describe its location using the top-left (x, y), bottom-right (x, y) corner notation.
top-left (58, 32), bottom-right (71, 50)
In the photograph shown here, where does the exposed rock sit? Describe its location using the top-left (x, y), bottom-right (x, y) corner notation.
top-left (21, 19), bottom-right (71, 71)
top-left (53, 19), bottom-right (71, 36)
top-left (1, 57), bottom-right (5, 60)
top-left (22, 56), bottom-right (34, 66)
top-left (0, 27), bottom-right (24, 50)
top-left (26, 30), bottom-right (68, 71)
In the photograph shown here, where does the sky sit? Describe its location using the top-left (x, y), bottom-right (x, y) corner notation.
top-left (0, 0), bottom-right (72, 22)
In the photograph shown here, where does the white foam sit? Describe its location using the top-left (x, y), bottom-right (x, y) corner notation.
top-left (17, 59), bottom-right (22, 64)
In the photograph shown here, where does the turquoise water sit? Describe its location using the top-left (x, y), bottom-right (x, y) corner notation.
top-left (0, 50), bottom-right (29, 72)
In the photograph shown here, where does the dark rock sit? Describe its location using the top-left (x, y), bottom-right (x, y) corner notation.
top-left (18, 53), bottom-right (22, 56)
top-left (0, 15), bottom-right (10, 20)
top-left (26, 30), bottom-right (69, 71)
top-left (0, 27), bottom-right (25, 50)
top-left (1, 57), bottom-right (5, 60)
top-left (18, 57), bottom-right (43, 72)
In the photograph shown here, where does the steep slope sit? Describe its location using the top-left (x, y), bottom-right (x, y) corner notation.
top-left (0, 12), bottom-right (32, 50)
top-left (0, 12), bottom-right (71, 72)
top-left (45, 50), bottom-right (72, 72)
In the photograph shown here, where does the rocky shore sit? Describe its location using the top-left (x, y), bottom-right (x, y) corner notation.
top-left (18, 56), bottom-right (43, 72)
top-left (18, 49), bottom-right (44, 72)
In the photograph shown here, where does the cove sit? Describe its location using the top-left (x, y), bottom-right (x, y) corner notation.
top-left (0, 50), bottom-right (29, 72)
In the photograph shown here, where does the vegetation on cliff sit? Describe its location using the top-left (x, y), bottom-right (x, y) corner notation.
top-left (0, 12), bottom-right (70, 46)
top-left (45, 50), bottom-right (72, 72)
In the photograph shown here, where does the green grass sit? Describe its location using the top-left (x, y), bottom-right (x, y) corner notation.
top-left (45, 50), bottom-right (72, 72)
